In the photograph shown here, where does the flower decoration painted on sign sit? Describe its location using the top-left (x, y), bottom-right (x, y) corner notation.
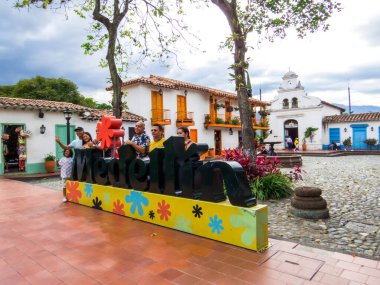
top-left (208, 214), bottom-right (224, 235)
top-left (96, 115), bottom-right (125, 149)
top-left (230, 208), bottom-right (257, 246)
top-left (92, 197), bottom-right (103, 210)
top-left (174, 214), bottom-right (192, 233)
top-left (125, 191), bottom-right (149, 216)
top-left (84, 184), bottom-right (93, 198)
top-left (103, 192), bottom-right (111, 205)
top-left (157, 200), bottom-right (171, 221)
top-left (192, 204), bottom-right (203, 218)
top-left (66, 181), bottom-right (81, 203)
top-left (112, 200), bottom-right (125, 215)
top-left (149, 210), bottom-right (155, 220)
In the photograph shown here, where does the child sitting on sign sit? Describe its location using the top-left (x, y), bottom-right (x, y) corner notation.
top-left (58, 149), bottom-right (74, 202)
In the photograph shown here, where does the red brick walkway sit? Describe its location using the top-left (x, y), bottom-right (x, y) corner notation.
top-left (0, 179), bottom-right (379, 285)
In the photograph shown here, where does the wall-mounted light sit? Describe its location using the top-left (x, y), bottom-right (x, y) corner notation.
top-left (40, 124), bottom-right (46, 134)
top-left (159, 89), bottom-right (163, 96)
top-left (184, 90), bottom-right (188, 96)
top-left (371, 126), bottom-right (374, 131)
top-left (344, 127), bottom-right (347, 132)
top-left (38, 109), bottom-right (44, 118)
top-left (229, 128), bottom-right (233, 135)
top-left (209, 95), bottom-right (213, 103)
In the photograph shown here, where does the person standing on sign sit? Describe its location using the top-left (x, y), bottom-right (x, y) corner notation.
top-left (124, 121), bottom-right (150, 159)
top-left (149, 124), bottom-right (165, 152)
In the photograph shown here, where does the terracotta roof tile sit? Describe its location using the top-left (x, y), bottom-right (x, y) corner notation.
top-left (107, 75), bottom-right (270, 107)
top-left (323, 112), bottom-right (380, 123)
top-left (0, 97), bottom-right (91, 112)
top-left (0, 97), bottom-right (145, 122)
top-left (82, 109), bottom-right (145, 122)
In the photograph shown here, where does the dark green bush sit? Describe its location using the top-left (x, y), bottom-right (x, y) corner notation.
top-left (250, 173), bottom-right (293, 200)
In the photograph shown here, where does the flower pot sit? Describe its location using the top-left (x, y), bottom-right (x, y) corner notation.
top-left (45, 160), bottom-right (55, 173)
top-left (209, 149), bottom-right (215, 157)
top-left (302, 143), bottom-right (307, 151)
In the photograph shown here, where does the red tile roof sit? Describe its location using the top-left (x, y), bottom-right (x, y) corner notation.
top-left (323, 112), bottom-right (380, 123)
top-left (82, 109), bottom-right (145, 122)
top-left (107, 75), bottom-right (270, 107)
top-left (0, 96), bottom-right (91, 112)
top-left (0, 97), bottom-right (144, 122)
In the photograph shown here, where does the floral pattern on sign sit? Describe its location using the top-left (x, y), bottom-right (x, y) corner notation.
top-left (125, 191), bottom-right (149, 216)
top-left (84, 184), bottom-right (93, 198)
top-left (157, 200), bottom-right (171, 221)
top-left (149, 210), bottom-right (155, 220)
top-left (66, 181), bottom-right (81, 203)
top-left (92, 197), bottom-right (103, 210)
top-left (208, 214), bottom-right (224, 235)
top-left (230, 208), bottom-right (257, 246)
top-left (192, 204), bottom-right (203, 218)
top-left (112, 200), bottom-right (125, 215)
top-left (174, 214), bottom-right (192, 233)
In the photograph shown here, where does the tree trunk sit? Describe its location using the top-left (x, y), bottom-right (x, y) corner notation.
top-left (107, 27), bottom-right (123, 118)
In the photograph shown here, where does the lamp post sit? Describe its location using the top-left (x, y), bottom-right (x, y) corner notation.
top-left (63, 109), bottom-right (72, 144)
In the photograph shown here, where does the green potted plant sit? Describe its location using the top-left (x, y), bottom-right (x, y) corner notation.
top-left (208, 148), bottom-right (215, 157)
top-left (215, 117), bottom-right (224, 124)
top-left (204, 114), bottom-right (211, 124)
top-left (364, 138), bottom-right (378, 150)
top-left (231, 117), bottom-right (240, 125)
top-left (44, 153), bottom-right (56, 173)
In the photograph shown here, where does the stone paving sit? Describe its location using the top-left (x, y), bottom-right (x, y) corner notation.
top-left (27, 155), bottom-right (380, 260)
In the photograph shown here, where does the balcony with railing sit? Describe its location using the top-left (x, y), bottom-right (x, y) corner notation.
top-left (204, 113), bottom-right (241, 128)
top-left (151, 109), bottom-right (171, 125)
top-left (176, 111), bottom-right (194, 126)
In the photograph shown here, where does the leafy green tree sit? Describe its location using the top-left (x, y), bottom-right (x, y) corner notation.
top-left (0, 85), bottom-right (15, 97)
top-left (13, 76), bottom-right (84, 104)
top-left (15, 0), bottom-right (193, 118)
top-left (210, 0), bottom-right (341, 161)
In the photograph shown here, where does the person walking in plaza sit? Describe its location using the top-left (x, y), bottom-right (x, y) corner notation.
top-left (294, 137), bottom-right (299, 152)
top-left (124, 121), bottom-right (150, 159)
top-left (286, 136), bottom-right (293, 150)
top-left (149, 124), bottom-right (165, 152)
top-left (57, 148), bottom-right (74, 202)
top-left (55, 126), bottom-right (85, 150)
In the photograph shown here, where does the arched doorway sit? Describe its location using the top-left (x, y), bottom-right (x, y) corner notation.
top-left (284, 119), bottom-right (299, 148)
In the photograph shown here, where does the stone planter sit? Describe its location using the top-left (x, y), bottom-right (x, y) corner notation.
top-left (290, 186), bottom-right (329, 219)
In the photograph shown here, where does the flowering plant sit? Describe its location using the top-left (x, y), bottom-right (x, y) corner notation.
top-left (44, 153), bottom-right (56, 161)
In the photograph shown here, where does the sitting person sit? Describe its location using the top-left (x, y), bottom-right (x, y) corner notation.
top-left (259, 145), bottom-right (268, 155)
top-left (81, 132), bottom-right (95, 148)
top-left (177, 126), bottom-right (194, 150)
top-left (149, 124), bottom-right (165, 152)
top-left (124, 121), bottom-right (150, 159)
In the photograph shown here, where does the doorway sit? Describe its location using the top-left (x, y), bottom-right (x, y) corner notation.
top-left (284, 119), bottom-right (299, 148)
top-left (214, 130), bottom-right (222, 155)
top-left (2, 124), bottom-right (25, 173)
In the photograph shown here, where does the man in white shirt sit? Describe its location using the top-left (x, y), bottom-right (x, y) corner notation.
top-left (55, 126), bottom-right (84, 150)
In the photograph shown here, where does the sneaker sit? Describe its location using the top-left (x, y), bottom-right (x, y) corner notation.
top-left (62, 197), bottom-right (67, 202)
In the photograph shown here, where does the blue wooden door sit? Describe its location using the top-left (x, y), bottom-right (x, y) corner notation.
top-left (329, 128), bottom-right (340, 143)
top-left (353, 127), bottom-right (367, 149)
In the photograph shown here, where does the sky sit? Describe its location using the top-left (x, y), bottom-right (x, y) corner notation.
top-left (1, 0), bottom-right (380, 108)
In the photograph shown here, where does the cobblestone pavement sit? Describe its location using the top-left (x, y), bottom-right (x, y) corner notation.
top-left (27, 155), bottom-right (380, 260)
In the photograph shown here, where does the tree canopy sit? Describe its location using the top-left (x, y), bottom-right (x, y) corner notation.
top-left (0, 76), bottom-right (112, 109)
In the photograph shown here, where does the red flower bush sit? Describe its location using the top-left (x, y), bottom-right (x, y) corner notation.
top-left (222, 148), bottom-right (280, 182)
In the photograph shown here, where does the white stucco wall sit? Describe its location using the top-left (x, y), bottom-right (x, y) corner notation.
top-left (121, 84), bottom-right (242, 150)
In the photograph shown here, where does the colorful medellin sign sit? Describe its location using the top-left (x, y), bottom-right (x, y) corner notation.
top-left (71, 136), bottom-right (256, 207)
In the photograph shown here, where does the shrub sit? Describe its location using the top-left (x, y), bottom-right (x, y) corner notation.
top-left (215, 117), bottom-right (224, 124)
top-left (250, 173), bottom-right (293, 200)
top-left (44, 153), bottom-right (56, 161)
top-left (364, 138), bottom-right (378, 146)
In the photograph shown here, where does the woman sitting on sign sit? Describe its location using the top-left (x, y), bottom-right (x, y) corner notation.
top-left (177, 126), bottom-right (194, 150)
top-left (81, 132), bottom-right (95, 149)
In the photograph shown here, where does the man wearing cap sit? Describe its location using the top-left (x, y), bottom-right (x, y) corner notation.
top-left (55, 126), bottom-right (84, 150)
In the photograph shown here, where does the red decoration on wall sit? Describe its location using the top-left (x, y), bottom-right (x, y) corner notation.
top-left (96, 116), bottom-right (125, 149)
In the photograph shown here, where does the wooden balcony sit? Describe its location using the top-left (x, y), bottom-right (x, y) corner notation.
top-left (176, 111), bottom-right (195, 126)
top-left (204, 114), bottom-right (270, 130)
top-left (151, 109), bottom-right (171, 125)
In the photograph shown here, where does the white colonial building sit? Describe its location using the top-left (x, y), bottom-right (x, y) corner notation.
top-left (0, 97), bottom-right (143, 175)
top-left (114, 75), bottom-right (270, 155)
top-left (266, 71), bottom-right (380, 150)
